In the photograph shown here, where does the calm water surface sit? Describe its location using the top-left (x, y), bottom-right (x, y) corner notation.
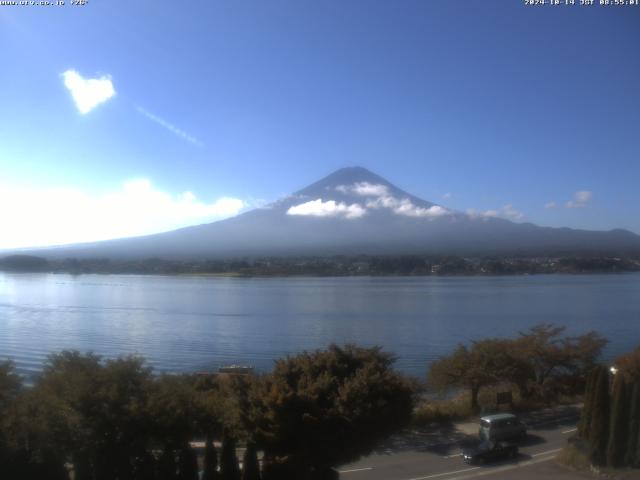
top-left (1, 273), bottom-right (639, 378)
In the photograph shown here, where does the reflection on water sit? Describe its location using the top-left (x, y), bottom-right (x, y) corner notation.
top-left (1, 273), bottom-right (639, 378)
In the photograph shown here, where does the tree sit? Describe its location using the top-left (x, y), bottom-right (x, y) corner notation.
top-left (616, 347), bottom-right (640, 381)
top-left (0, 361), bottom-right (22, 410)
top-left (241, 442), bottom-right (261, 480)
top-left (624, 381), bottom-right (640, 467)
top-left (513, 324), bottom-right (607, 399)
top-left (177, 443), bottom-right (199, 480)
top-left (202, 434), bottom-right (219, 480)
top-left (578, 367), bottom-right (598, 440)
top-left (21, 351), bottom-right (156, 480)
top-left (132, 450), bottom-right (156, 480)
top-left (24, 351), bottom-right (104, 479)
top-left (0, 361), bottom-right (22, 468)
top-left (157, 448), bottom-right (178, 480)
top-left (252, 344), bottom-right (413, 479)
top-left (588, 366), bottom-right (610, 466)
top-left (0, 360), bottom-right (70, 480)
top-left (220, 433), bottom-right (241, 480)
top-left (148, 375), bottom-right (200, 449)
top-left (429, 339), bottom-right (518, 411)
top-left (606, 373), bottom-right (628, 467)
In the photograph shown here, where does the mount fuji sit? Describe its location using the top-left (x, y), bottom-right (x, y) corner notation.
top-left (21, 167), bottom-right (640, 259)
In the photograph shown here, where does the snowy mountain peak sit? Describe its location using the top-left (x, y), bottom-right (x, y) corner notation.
top-left (282, 167), bottom-right (447, 220)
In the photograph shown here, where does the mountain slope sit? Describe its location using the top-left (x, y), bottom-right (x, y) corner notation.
top-left (21, 167), bottom-right (640, 259)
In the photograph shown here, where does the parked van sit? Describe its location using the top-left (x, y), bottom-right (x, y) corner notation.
top-left (478, 413), bottom-right (527, 441)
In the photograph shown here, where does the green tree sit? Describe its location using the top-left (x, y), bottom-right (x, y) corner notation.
top-left (157, 448), bottom-right (178, 480)
top-left (177, 443), bottom-right (198, 480)
top-left (220, 433), bottom-right (241, 480)
top-left (578, 367), bottom-right (598, 440)
top-left (606, 373), bottom-right (628, 467)
top-left (625, 381), bottom-right (640, 467)
top-left (202, 434), bottom-right (220, 480)
top-left (241, 442), bottom-right (260, 480)
top-left (23, 351), bottom-right (155, 480)
top-left (588, 366), bottom-right (610, 466)
top-left (132, 450), bottom-right (156, 480)
top-left (0, 361), bottom-right (70, 480)
top-left (252, 344), bottom-right (413, 479)
top-left (148, 375), bottom-right (200, 449)
top-left (0, 361), bottom-right (22, 410)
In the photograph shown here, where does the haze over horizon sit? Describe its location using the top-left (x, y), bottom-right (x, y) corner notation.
top-left (2, 1), bottom-right (639, 249)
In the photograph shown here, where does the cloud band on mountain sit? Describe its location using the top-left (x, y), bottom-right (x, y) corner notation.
top-left (288, 182), bottom-right (450, 220)
top-left (287, 199), bottom-right (366, 219)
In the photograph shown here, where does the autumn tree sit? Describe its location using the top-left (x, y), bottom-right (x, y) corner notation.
top-left (429, 339), bottom-right (520, 411)
top-left (251, 344), bottom-right (413, 480)
top-left (513, 324), bottom-right (607, 399)
top-left (616, 347), bottom-right (640, 381)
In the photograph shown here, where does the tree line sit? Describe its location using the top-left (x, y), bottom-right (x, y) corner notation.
top-left (0, 345), bottom-right (414, 480)
top-left (428, 324), bottom-right (608, 411)
top-left (2, 254), bottom-right (639, 276)
top-left (577, 348), bottom-right (640, 468)
top-left (1, 326), bottom-right (632, 478)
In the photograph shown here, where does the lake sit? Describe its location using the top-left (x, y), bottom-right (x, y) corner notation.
top-left (1, 272), bottom-right (639, 378)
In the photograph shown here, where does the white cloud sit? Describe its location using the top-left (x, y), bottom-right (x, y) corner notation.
top-left (0, 180), bottom-right (244, 249)
top-left (565, 190), bottom-right (593, 208)
top-left (334, 182), bottom-right (450, 219)
top-left (501, 204), bottom-right (525, 221)
top-left (135, 106), bottom-right (203, 147)
top-left (366, 195), bottom-right (449, 218)
top-left (467, 208), bottom-right (497, 218)
top-left (442, 192), bottom-right (452, 200)
top-left (544, 201), bottom-right (557, 209)
top-left (335, 182), bottom-right (390, 197)
top-left (61, 70), bottom-right (116, 114)
top-left (287, 199), bottom-right (366, 219)
top-left (467, 204), bottom-right (524, 221)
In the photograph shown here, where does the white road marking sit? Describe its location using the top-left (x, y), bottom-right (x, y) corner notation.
top-left (338, 467), bottom-right (374, 474)
top-left (562, 427), bottom-right (577, 434)
top-left (404, 447), bottom-right (564, 480)
top-left (532, 447), bottom-right (563, 457)
top-left (407, 466), bottom-right (480, 480)
top-left (444, 452), bottom-right (560, 480)
top-left (443, 453), bottom-right (461, 459)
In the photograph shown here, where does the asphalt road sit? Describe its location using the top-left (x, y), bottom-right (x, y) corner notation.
top-left (338, 405), bottom-right (582, 480)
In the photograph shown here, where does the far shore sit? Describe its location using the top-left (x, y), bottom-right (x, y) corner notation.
top-left (1, 253), bottom-right (639, 277)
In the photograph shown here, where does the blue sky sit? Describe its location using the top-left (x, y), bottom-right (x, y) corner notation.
top-left (1, 1), bottom-right (639, 248)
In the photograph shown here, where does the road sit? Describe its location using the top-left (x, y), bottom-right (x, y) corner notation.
top-left (338, 405), bottom-right (583, 480)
